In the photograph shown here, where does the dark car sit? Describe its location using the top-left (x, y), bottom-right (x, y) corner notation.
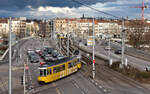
top-left (114, 49), bottom-right (122, 54)
top-left (47, 48), bottom-right (54, 54)
top-left (41, 51), bottom-right (48, 58)
top-left (30, 56), bottom-right (39, 63)
top-left (73, 50), bottom-right (80, 55)
top-left (52, 51), bottom-right (59, 58)
top-left (43, 55), bottom-right (53, 61)
top-left (28, 52), bottom-right (37, 58)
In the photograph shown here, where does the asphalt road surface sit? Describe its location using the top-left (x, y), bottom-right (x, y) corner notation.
top-left (0, 37), bottom-right (105, 94)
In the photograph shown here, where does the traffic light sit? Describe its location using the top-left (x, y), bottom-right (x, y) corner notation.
top-left (21, 76), bottom-right (24, 85)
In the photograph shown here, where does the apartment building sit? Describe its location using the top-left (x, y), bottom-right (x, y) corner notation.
top-left (12, 17), bottom-right (26, 39)
top-left (38, 20), bottom-right (50, 37)
top-left (0, 19), bottom-right (9, 37)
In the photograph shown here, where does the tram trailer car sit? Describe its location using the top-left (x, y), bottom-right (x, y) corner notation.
top-left (38, 56), bottom-right (81, 84)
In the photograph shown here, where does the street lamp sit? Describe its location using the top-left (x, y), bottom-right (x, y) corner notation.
top-left (8, 17), bottom-right (12, 94)
top-left (121, 29), bottom-right (126, 67)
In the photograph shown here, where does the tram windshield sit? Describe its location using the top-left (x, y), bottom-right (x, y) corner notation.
top-left (39, 68), bottom-right (47, 76)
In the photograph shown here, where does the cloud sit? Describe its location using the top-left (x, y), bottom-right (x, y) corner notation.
top-left (0, 0), bottom-right (112, 10)
top-left (0, 0), bottom-right (150, 19)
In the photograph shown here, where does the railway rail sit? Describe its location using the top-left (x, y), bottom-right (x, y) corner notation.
top-left (61, 38), bottom-right (150, 94)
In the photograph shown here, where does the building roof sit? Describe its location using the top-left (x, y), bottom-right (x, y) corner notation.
top-left (78, 19), bottom-right (99, 24)
top-left (0, 19), bottom-right (8, 23)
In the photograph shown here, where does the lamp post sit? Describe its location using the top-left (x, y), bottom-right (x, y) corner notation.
top-left (121, 18), bottom-right (125, 68)
top-left (92, 18), bottom-right (95, 79)
top-left (8, 17), bottom-right (12, 94)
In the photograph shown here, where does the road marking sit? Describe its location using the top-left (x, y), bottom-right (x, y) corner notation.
top-left (99, 86), bottom-right (102, 88)
top-left (91, 79), bottom-right (94, 83)
top-left (104, 89), bottom-right (107, 92)
top-left (74, 83), bottom-right (79, 88)
top-left (95, 82), bottom-right (98, 85)
top-left (81, 91), bottom-right (85, 94)
top-left (0, 81), bottom-right (8, 88)
top-left (53, 83), bottom-right (61, 94)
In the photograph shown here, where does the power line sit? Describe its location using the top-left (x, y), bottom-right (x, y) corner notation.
top-left (71, 0), bottom-right (122, 19)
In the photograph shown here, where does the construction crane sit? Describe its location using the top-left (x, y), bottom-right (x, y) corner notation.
top-left (130, 0), bottom-right (149, 21)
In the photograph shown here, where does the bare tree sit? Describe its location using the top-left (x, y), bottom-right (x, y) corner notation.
top-left (127, 20), bottom-right (150, 49)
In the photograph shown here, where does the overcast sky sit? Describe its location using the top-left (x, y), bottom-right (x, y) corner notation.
top-left (0, 0), bottom-right (150, 19)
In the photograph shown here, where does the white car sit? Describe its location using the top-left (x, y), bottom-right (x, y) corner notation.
top-left (35, 48), bottom-right (41, 53)
top-left (27, 49), bottom-right (34, 54)
top-left (144, 66), bottom-right (150, 72)
top-left (57, 55), bottom-right (65, 59)
top-left (105, 46), bottom-right (111, 50)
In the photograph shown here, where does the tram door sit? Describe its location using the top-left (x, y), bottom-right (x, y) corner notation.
top-left (60, 64), bottom-right (65, 78)
top-left (53, 67), bottom-right (58, 81)
top-left (47, 68), bottom-right (53, 82)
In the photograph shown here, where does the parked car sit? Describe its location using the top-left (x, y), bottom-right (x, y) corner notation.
top-left (27, 49), bottom-right (34, 55)
top-left (114, 49), bottom-right (122, 54)
top-left (52, 51), bottom-right (59, 58)
top-left (47, 48), bottom-right (54, 54)
top-left (57, 55), bottom-right (65, 59)
top-left (41, 50), bottom-right (48, 58)
top-left (35, 48), bottom-right (41, 53)
top-left (73, 50), bottom-right (80, 55)
top-left (30, 56), bottom-right (39, 63)
top-left (43, 55), bottom-right (53, 61)
top-left (105, 46), bottom-right (111, 50)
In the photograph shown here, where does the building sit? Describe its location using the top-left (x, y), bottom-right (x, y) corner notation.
top-left (38, 20), bottom-right (50, 37)
top-left (26, 21), bottom-right (39, 37)
top-left (0, 19), bottom-right (9, 37)
top-left (11, 17), bottom-right (26, 39)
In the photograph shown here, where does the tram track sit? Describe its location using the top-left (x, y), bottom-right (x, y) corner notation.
top-left (30, 37), bottom-right (150, 94)
top-left (62, 38), bottom-right (150, 94)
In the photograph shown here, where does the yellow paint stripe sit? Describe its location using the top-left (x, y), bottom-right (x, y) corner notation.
top-left (53, 83), bottom-right (61, 94)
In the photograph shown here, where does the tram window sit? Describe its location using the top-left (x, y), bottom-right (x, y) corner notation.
top-left (56, 66), bottom-right (60, 72)
top-left (48, 69), bottom-right (52, 74)
top-left (44, 69), bottom-right (47, 76)
top-left (60, 64), bottom-right (65, 71)
top-left (53, 67), bottom-right (57, 73)
top-left (40, 70), bottom-right (43, 76)
top-left (72, 61), bottom-right (76, 66)
top-left (62, 64), bottom-right (65, 70)
top-left (68, 63), bottom-right (73, 68)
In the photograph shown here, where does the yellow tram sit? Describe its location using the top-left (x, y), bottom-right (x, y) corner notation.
top-left (38, 56), bottom-right (81, 83)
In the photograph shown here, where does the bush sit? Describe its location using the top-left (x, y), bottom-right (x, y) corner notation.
top-left (137, 72), bottom-right (150, 79)
top-left (0, 46), bottom-right (8, 51)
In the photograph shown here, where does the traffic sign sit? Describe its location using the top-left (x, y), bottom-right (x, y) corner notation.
top-left (40, 62), bottom-right (44, 65)
top-left (24, 64), bottom-right (29, 70)
top-left (93, 59), bottom-right (95, 64)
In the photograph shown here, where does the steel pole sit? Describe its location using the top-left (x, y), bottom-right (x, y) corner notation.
top-left (67, 34), bottom-right (70, 57)
top-left (24, 63), bottom-right (26, 94)
top-left (60, 38), bottom-right (61, 52)
top-left (108, 38), bottom-right (111, 62)
top-left (9, 17), bottom-right (12, 94)
top-left (121, 19), bottom-right (125, 67)
top-left (92, 18), bottom-right (95, 79)
top-left (51, 20), bottom-right (53, 40)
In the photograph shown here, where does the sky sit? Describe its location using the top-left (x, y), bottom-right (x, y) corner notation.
top-left (0, 0), bottom-right (150, 19)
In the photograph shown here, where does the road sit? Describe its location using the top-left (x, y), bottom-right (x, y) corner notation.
top-left (0, 37), bottom-right (105, 94)
top-left (99, 40), bottom-right (150, 70)
top-left (75, 37), bottom-right (150, 71)
top-left (62, 37), bottom-right (150, 94)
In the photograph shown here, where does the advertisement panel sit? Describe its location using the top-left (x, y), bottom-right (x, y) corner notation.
top-left (87, 36), bottom-right (95, 46)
